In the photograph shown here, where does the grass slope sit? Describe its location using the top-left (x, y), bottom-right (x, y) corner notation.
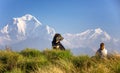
top-left (0, 48), bottom-right (120, 73)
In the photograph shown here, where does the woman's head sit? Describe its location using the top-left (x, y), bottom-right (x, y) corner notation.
top-left (100, 43), bottom-right (105, 50)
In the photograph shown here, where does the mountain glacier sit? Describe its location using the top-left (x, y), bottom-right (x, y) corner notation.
top-left (0, 14), bottom-right (119, 56)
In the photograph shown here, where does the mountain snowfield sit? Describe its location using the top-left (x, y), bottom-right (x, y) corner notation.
top-left (0, 14), bottom-right (120, 56)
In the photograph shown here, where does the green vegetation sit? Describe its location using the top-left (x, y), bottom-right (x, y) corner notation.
top-left (0, 48), bottom-right (120, 73)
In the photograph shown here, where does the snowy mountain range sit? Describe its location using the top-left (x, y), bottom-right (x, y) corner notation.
top-left (0, 14), bottom-right (55, 50)
top-left (62, 28), bottom-right (120, 55)
top-left (0, 14), bottom-right (120, 55)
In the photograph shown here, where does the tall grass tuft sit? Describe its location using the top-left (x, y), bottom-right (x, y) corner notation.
top-left (0, 50), bottom-right (21, 71)
top-left (18, 48), bottom-right (49, 73)
top-left (43, 49), bottom-right (72, 60)
top-left (20, 48), bottom-right (43, 57)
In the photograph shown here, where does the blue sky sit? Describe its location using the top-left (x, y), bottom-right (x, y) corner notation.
top-left (0, 0), bottom-right (120, 38)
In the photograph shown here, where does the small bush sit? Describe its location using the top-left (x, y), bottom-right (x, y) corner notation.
top-left (43, 49), bottom-right (72, 60)
top-left (18, 48), bottom-right (49, 73)
top-left (20, 48), bottom-right (43, 57)
top-left (18, 57), bottom-right (49, 73)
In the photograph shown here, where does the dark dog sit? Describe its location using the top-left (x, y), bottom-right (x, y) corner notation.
top-left (52, 33), bottom-right (65, 50)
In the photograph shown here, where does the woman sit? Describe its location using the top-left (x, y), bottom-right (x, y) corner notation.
top-left (96, 43), bottom-right (107, 58)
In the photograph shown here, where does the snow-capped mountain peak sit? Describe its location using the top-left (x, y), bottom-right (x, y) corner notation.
top-left (0, 14), bottom-right (55, 46)
top-left (12, 14), bottom-right (42, 35)
top-left (1, 14), bottom-right (43, 39)
top-left (14, 14), bottom-right (41, 24)
top-left (88, 28), bottom-right (111, 41)
top-left (94, 28), bottom-right (103, 34)
top-left (62, 28), bottom-right (112, 49)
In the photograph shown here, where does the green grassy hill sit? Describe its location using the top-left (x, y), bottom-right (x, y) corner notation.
top-left (0, 48), bottom-right (120, 73)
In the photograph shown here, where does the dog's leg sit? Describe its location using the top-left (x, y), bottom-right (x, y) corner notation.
top-left (59, 43), bottom-right (65, 50)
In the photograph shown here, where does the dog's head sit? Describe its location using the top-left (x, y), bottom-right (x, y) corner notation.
top-left (53, 33), bottom-right (64, 43)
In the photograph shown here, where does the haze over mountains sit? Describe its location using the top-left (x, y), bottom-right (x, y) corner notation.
top-left (0, 14), bottom-right (120, 55)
